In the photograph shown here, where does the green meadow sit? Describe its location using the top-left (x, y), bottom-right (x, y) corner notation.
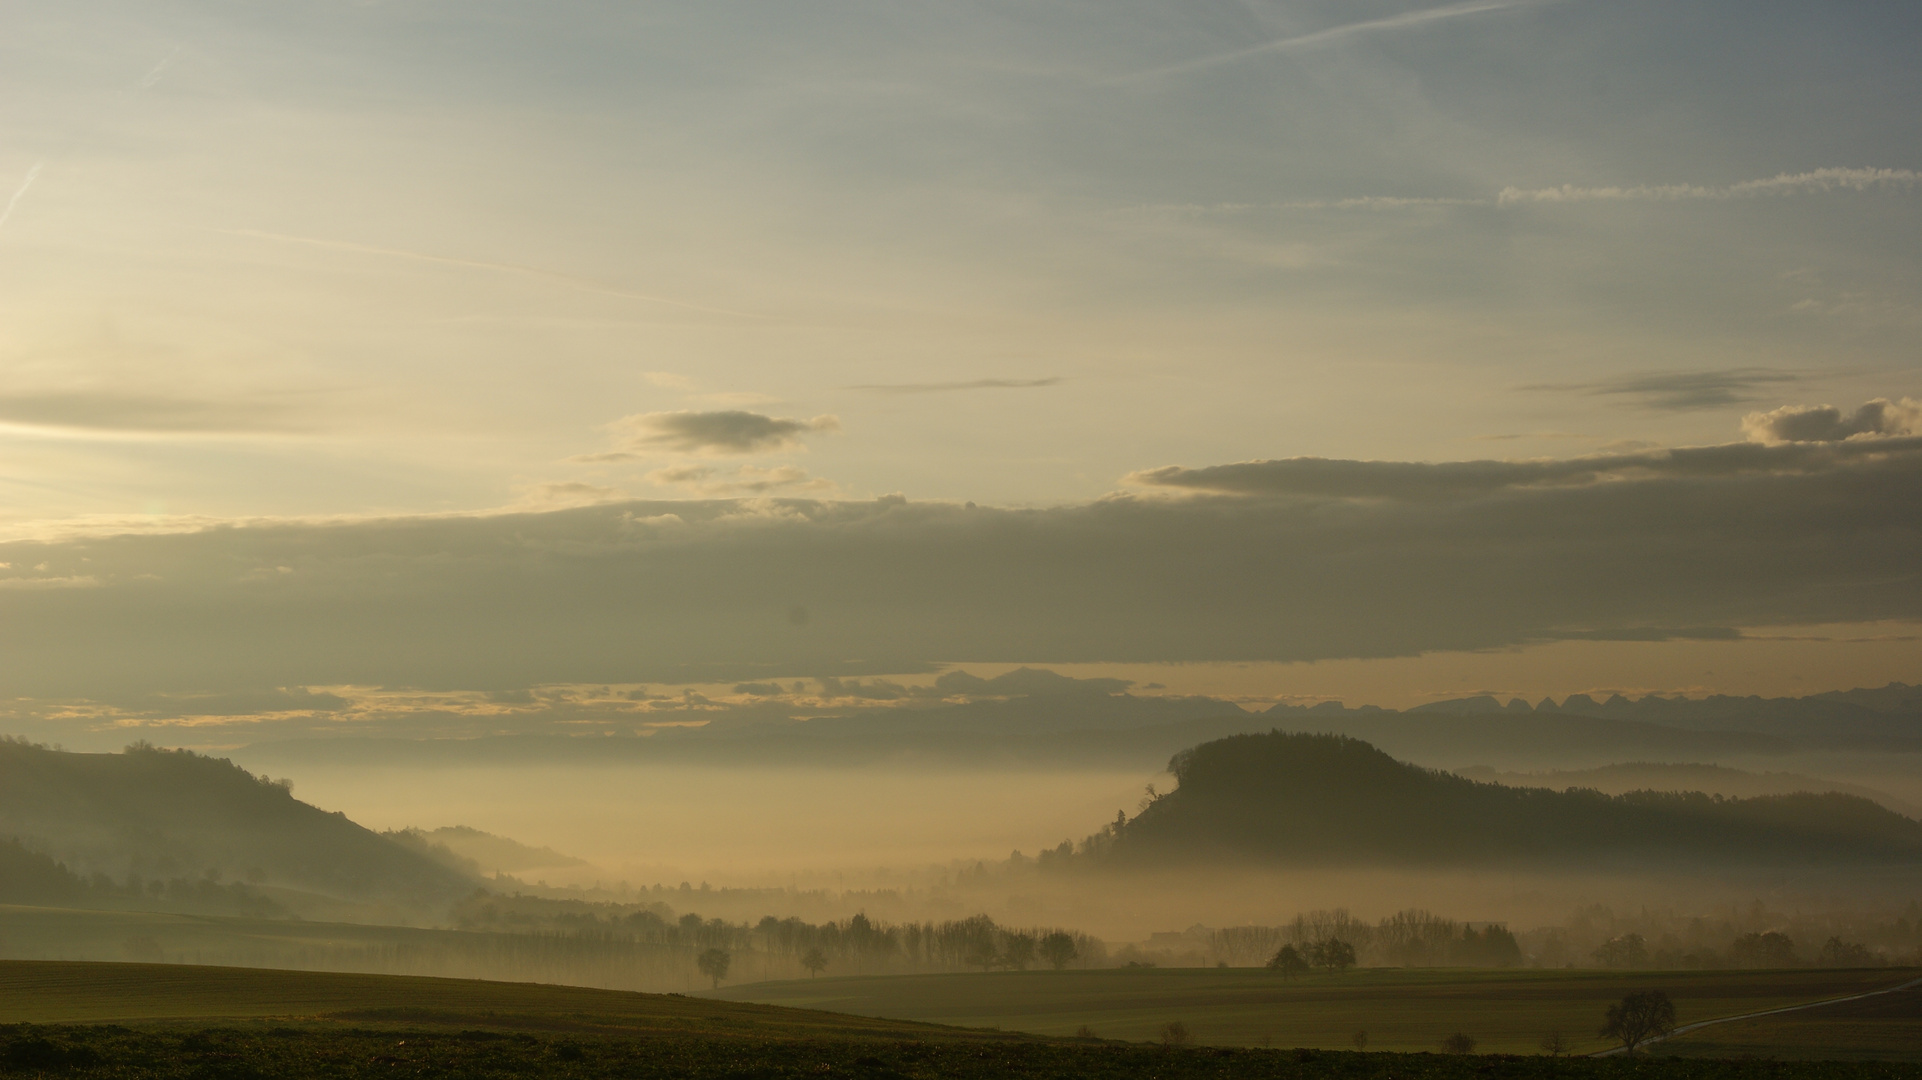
top-left (708, 965), bottom-right (1922, 1055)
top-left (0, 959), bottom-right (997, 1041)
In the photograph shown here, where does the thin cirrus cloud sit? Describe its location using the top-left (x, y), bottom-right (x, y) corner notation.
top-left (228, 231), bottom-right (759, 320)
top-left (571, 410), bottom-right (841, 462)
top-left (0, 391), bottom-right (294, 436)
top-left (1519, 368), bottom-right (1803, 411)
top-left (645, 463), bottom-right (833, 495)
top-left (848, 377), bottom-right (1061, 394)
top-left (1497, 168), bottom-right (1922, 205)
top-left (1156, 168), bottom-right (1918, 218)
top-left (1117, 0), bottom-right (1553, 82)
top-left (0, 162), bottom-right (41, 232)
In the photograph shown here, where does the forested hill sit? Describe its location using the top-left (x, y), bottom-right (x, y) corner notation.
top-left (1107, 732), bottom-right (1922, 867)
top-left (0, 740), bottom-right (475, 909)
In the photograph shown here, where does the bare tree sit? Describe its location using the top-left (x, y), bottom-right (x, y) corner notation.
top-left (696, 947), bottom-right (731, 989)
top-left (1266, 944), bottom-right (1309, 978)
top-left (965, 940), bottom-right (1001, 971)
top-left (1600, 990), bottom-right (1675, 1054)
top-left (1441, 1033), bottom-right (1477, 1055)
top-left (1591, 933), bottom-right (1648, 968)
top-left (1039, 932), bottom-right (1079, 971)
top-left (1351, 1031), bottom-right (1369, 1051)
top-left (1160, 1021), bottom-right (1191, 1048)
top-left (800, 947), bottom-right (828, 978)
top-left (1309, 938), bottom-right (1356, 974)
top-left (1539, 1032), bottom-right (1571, 1057)
top-left (1002, 932), bottom-right (1037, 971)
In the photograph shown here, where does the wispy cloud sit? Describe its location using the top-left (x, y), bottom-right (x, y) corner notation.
top-left (1519, 368), bottom-right (1803, 411)
top-left (1144, 166), bottom-right (1919, 218)
top-left (849, 377), bottom-right (1061, 394)
top-left (572, 410), bottom-right (841, 461)
top-left (227, 230), bottom-right (760, 319)
top-left (0, 163), bottom-right (43, 232)
top-left (1119, 0), bottom-right (1552, 82)
top-left (1498, 167), bottom-right (1922, 205)
top-left (137, 48), bottom-right (179, 91)
top-left (0, 390), bottom-right (296, 435)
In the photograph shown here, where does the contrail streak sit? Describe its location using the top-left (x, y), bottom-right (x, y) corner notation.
top-left (1118, 0), bottom-right (1552, 82)
top-left (227, 229), bottom-right (762, 319)
top-left (0, 163), bottom-right (42, 232)
top-left (139, 48), bottom-right (180, 91)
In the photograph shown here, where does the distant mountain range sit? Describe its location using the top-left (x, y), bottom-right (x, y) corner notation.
top-left (1107, 732), bottom-right (1922, 868)
top-left (1385, 683), bottom-right (1922, 745)
top-left (0, 741), bottom-right (474, 915)
top-left (235, 681), bottom-right (1922, 777)
top-left (1453, 762), bottom-right (1922, 819)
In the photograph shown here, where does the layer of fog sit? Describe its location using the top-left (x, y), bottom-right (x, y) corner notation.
top-left (246, 759), bottom-right (1161, 891)
top-left (233, 748), bottom-right (1922, 942)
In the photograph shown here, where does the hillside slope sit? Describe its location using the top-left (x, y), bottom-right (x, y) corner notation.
top-left (0, 741), bottom-right (474, 909)
top-left (1110, 732), bottom-right (1922, 867)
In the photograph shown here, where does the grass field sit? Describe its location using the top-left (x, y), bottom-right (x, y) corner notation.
top-left (0, 903), bottom-right (715, 993)
top-left (3, 961), bottom-right (1922, 1076)
top-left (0, 959), bottom-right (1012, 1041)
top-left (707, 966), bottom-right (1922, 1054)
top-left (1656, 982), bottom-right (1922, 1062)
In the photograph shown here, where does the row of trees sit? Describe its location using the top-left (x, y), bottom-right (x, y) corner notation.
top-left (1591, 930), bottom-right (1880, 969)
top-left (0, 838), bottom-right (284, 919)
top-left (449, 896), bottom-right (1105, 982)
top-left (1265, 938), bottom-right (1356, 976)
top-left (1207, 909), bottom-right (1522, 969)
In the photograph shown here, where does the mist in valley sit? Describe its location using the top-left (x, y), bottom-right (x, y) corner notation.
top-left (2, 2), bottom-right (1921, 1056)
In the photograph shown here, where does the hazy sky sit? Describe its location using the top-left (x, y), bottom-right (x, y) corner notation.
top-left (2, 0), bottom-right (1919, 735)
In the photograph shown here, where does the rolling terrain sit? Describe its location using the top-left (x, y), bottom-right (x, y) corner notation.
top-left (1656, 979), bottom-right (1922, 1062)
top-left (0, 741), bottom-right (474, 917)
top-left (1104, 732), bottom-right (1922, 867)
top-left (0, 958), bottom-right (991, 1039)
top-left (709, 966), bottom-right (1919, 1053)
top-left (4, 958), bottom-right (1920, 1074)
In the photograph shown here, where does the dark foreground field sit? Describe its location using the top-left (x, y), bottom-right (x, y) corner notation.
top-left (1657, 980), bottom-right (1922, 1062)
top-left (1, 961), bottom-right (1919, 1079)
top-left (708, 965), bottom-right (1921, 1054)
top-left (7, 1024), bottom-right (1922, 1080)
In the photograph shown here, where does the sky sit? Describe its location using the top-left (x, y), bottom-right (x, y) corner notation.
top-left (1, 0), bottom-right (1919, 741)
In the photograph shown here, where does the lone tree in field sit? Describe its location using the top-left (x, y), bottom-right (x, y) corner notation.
top-left (1309, 938), bottom-right (1357, 974)
top-left (696, 947), bottom-right (732, 989)
top-left (1266, 944), bottom-right (1309, 977)
top-left (1039, 931), bottom-right (1079, 970)
top-left (1441, 1033), bottom-right (1477, 1055)
top-left (1600, 990), bottom-right (1675, 1054)
top-left (1159, 1021), bottom-right (1191, 1048)
top-left (800, 947), bottom-right (829, 978)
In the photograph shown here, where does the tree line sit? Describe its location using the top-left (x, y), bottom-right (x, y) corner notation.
top-left (0, 838), bottom-right (285, 919)
top-left (450, 896), bottom-right (1105, 981)
top-left (1189, 909), bottom-right (1522, 969)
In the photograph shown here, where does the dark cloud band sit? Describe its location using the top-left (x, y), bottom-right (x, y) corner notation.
top-left (0, 430), bottom-right (1916, 697)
